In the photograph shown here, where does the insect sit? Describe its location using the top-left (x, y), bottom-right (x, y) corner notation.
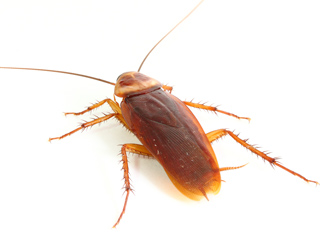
top-left (0, 0), bottom-right (318, 228)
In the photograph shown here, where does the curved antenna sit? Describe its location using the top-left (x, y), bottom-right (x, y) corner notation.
top-left (0, 66), bottom-right (115, 85)
top-left (137, 0), bottom-right (204, 72)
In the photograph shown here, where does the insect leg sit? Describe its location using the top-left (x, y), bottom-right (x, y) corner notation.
top-left (65, 98), bottom-right (121, 116)
top-left (183, 101), bottom-right (250, 121)
top-left (207, 129), bottom-right (319, 184)
top-left (207, 130), bottom-right (248, 171)
top-left (162, 84), bottom-right (173, 93)
top-left (219, 163), bottom-right (248, 172)
top-left (113, 143), bottom-right (153, 228)
top-left (206, 129), bottom-right (228, 143)
top-left (49, 113), bottom-right (117, 141)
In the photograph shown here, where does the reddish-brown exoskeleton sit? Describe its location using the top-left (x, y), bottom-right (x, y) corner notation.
top-left (0, 0), bottom-right (318, 227)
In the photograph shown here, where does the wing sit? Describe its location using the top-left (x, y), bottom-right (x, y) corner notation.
top-left (121, 89), bottom-right (221, 200)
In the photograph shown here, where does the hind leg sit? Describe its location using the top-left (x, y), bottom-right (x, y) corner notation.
top-left (206, 129), bottom-right (318, 184)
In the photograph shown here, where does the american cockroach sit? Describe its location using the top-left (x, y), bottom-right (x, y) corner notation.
top-left (0, 0), bottom-right (318, 228)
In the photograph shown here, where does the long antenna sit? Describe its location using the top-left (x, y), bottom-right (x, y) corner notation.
top-left (0, 67), bottom-right (116, 85)
top-left (1, 1), bottom-right (205, 83)
top-left (137, 0), bottom-right (204, 72)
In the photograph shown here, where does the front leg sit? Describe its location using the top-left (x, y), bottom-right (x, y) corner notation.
top-left (64, 97), bottom-right (121, 116)
top-left (184, 101), bottom-right (250, 121)
top-left (50, 98), bottom-right (131, 141)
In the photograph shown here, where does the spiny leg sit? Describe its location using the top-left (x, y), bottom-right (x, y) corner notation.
top-left (113, 143), bottom-right (153, 228)
top-left (183, 101), bottom-right (250, 121)
top-left (219, 163), bottom-right (248, 172)
top-left (206, 131), bottom-right (248, 179)
top-left (49, 113), bottom-right (117, 141)
top-left (206, 129), bottom-right (228, 143)
top-left (64, 97), bottom-right (121, 116)
top-left (206, 129), bottom-right (319, 184)
top-left (51, 98), bottom-right (131, 140)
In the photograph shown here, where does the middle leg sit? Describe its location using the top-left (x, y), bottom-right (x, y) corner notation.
top-left (49, 113), bottom-right (117, 141)
top-left (113, 143), bottom-right (153, 228)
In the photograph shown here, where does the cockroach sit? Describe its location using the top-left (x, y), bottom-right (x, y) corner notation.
top-left (0, 0), bottom-right (318, 228)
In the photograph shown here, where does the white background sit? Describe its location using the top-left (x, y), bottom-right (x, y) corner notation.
top-left (0, 0), bottom-right (329, 249)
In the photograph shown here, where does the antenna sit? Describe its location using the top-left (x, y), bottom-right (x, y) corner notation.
top-left (1, 0), bottom-right (205, 84)
top-left (0, 67), bottom-right (115, 85)
top-left (137, 0), bottom-right (204, 72)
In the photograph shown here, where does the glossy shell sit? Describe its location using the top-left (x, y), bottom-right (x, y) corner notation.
top-left (117, 72), bottom-right (221, 200)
